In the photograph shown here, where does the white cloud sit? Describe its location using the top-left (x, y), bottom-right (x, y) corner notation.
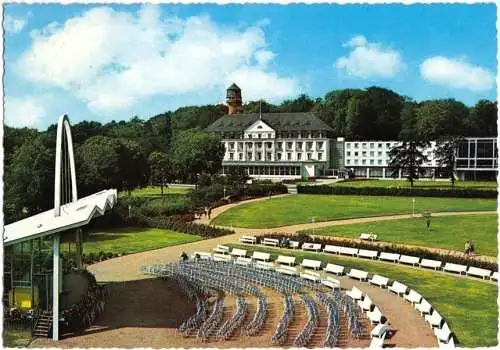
top-left (420, 56), bottom-right (495, 91)
top-left (335, 35), bottom-right (405, 79)
top-left (4, 14), bottom-right (28, 34)
top-left (18, 6), bottom-right (299, 114)
top-left (5, 96), bottom-right (47, 127)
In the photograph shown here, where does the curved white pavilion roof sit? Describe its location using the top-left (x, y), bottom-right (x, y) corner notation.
top-left (3, 189), bottom-right (117, 246)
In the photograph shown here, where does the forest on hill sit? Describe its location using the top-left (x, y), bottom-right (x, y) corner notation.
top-left (4, 86), bottom-right (496, 223)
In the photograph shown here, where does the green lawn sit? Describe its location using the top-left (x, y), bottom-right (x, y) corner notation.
top-left (229, 244), bottom-right (498, 347)
top-left (330, 179), bottom-right (497, 189)
top-left (302, 214), bottom-right (498, 257)
top-left (3, 329), bottom-right (32, 347)
top-left (213, 194), bottom-right (496, 228)
top-left (119, 186), bottom-right (191, 198)
top-left (62, 227), bottom-right (202, 255)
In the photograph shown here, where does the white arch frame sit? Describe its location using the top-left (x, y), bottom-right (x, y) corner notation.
top-left (54, 114), bottom-right (78, 217)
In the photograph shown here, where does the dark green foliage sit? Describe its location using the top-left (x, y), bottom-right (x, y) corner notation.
top-left (388, 140), bottom-right (430, 187)
top-left (258, 233), bottom-right (498, 271)
top-left (297, 184), bottom-right (497, 198)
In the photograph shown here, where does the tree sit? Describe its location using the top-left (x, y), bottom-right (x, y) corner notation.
top-left (148, 152), bottom-right (171, 195)
top-left (399, 101), bottom-right (420, 140)
top-left (4, 137), bottom-right (55, 222)
top-left (76, 136), bottom-right (127, 195)
top-left (279, 94), bottom-right (316, 113)
top-left (434, 137), bottom-right (464, 187)
top-left (388, 140), bottom-right (430, 187)
top-left (364, 86), bottom-right (404, 140)
top-left (345, 95), bottom-right (374, 140)
top-left (416, 99), bottom-right (468, 139)
top-left (170, 130), bottom-right (225, 182)
top-left (120, 139), bottom-right (149, 194)
top-left (467, 99), bottom-right (497, 137)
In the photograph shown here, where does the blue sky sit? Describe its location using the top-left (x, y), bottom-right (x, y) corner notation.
top-left (4, 3), bottom-right (497, 129)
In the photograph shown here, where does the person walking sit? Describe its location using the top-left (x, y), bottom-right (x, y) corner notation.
top-left (469, 241), bottom-right (475, 256)
top-left (464, 241), bottom-right (471, 256)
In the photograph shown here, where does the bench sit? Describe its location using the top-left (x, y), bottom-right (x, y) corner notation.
top-left (358, 249), bottom-right (378, 259)
top-left (442, 263), bottom-right (467, 275)
top-left (399, 255), bottom-right (420, 266)
top-left (276, 265), bottom-right (297, 276)
top-left (213, 253), bottom-right (232, 262)
top-left (252, 251), bottom-right (271, 262)
top-left (367, 306), bottom-right (383, 324)
top-left (301, 259), bottom-right (322, 270)
top-left (323, 245), bottom-right (342, 254)
top-left (346, 286), bottom-right (363, 301)
top-left (425, 309), bottom-right (443, 328)
top-left (360, 232), bottom-right (378, 241)
top-left (213, 245), bottom-right (230, 254)
top-left (419, 259), bottom-right (442, 270)
top-left (368, 274), bottom-right (389, 288)
top-left (415, 298), bottom-right (432, 316)
top-left (370, 323), bottom-right (389, 340)
top-left (339, 247), bottom-right (359, 256)
top-left (434, 322), bottom-right (453, 344)
top-left (262, 237), bottom-right (279, 247)
top-left (239, 235), bottom-right (257, 244)
top-left (300, 271), bottom-right (321, 282)
top-left (466, 266), bottom-right (492, 279)
top-left (347, 268), bottom-right (369, 281)
top-left (324, 263), bottom-right (345, 276)
top-left (255, 261), bottom-right (274, 270)
top-left (379, 252), bottom-right (400, 263)
top-left (388, 281), bottom-right (408, 296)
top-left (289, 240), bottom-right (300, 249)
top-left (276, 255), bottom-right (296, 266)
top-left (302, 242), bottom-right (322, 252)
top-left (358, 295), bottom-right (373, 312)
top-left (192, 251), bottom-right (212, 260)
top-left (230, 248), bottom-right (247, 258)
top-left (234, 257), bottom-right (252, 266)
top-left (404, 289), bottom-right (422, 304)
top-left (321, 276), bottom-right (341, 289)
top-left (492, 271), bottom-right (499, 281)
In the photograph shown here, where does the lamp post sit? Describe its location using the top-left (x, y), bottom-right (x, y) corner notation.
top-left (412, 198), bottom-right (415, 217)
top-left (196, 173), bottom-right (200, 190)
top-left (128, 204), bottom-right (132, 218)
top-left (312, 217), bottom-right (315, 235)
top-left (223, 186), bottom-right (226, 198)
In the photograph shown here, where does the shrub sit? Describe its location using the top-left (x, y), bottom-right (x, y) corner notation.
top-left (258, 233), bottom-right (498, 272)
top-left (297, 185), bottom-right (497, 199)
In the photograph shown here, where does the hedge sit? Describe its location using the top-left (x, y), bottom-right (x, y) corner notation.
top-left (259, 233), bottom-right (498, 272)
top-left (297, 184), bottom-right (497, 198)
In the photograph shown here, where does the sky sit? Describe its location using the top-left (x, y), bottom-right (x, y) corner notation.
top-left (3, 2), bottom-right (497, 129)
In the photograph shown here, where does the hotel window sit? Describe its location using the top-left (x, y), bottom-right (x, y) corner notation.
top-left (307, 153), bottom-right (312, 160)
top-left (362, 151), bottom-right (367, 156)
top-left (258, 134), bottom-right (261, 138)
top-left (318, 153), bottom-right (323, 160)
top-left (347, 151), bottom-right (351, 156)
top-left (354, 143), bottom-right (359, 148)
top-left (370, 159), bottom-right (374, 165)
top-left (247, 152), bottom-right (252, 160)
top-left (297, 142), bottom-right (303, 149)
top-left (277, 153), bottom-right (282, 161)
top-left (386, 143), bottom-right (390, 148)
top-left (298, 153), bottom-right (302, 160)
top-left (257, 152), bottom-right (262, 160)
top-left (354, 151), bottom-right (359, 156)
top-left (249, 134), bottom-right (252, 139)
top-left (287, 142), bottom-right (293, 149)
top-left (266, 152), bottom-right (272, 161)
top-left (370, 143), bottom-right (374, 148)
top-left (362, 159), bottom-right (366, 164)
top-left (317, 141), bottom-right (323, 149)
top-left (229, 142), bottom-right (234, 150)
top-left (378, 143), bottom-right (382, 148)
top-left (378, 159), bottom-right (382, 165)
top-left (287, 153), bottom-right (292, 160)
top-left (354, 159), bottom-right (359, 164)
top-left (386, 151), bottom-right (390, 156)
top-left (378, 151), bottom-right (382, 156)
top-left (362, 143), bottom-right (367, 149)
top-left (229, 153), bottom-right (234, 160)
top-left (346, 143), bottom-right (351, 148)
top-left (239, 153), bottom-right (243, 160)
top-left (370, 151), bottom-right (374, 156)
top-left (268, 133), bottom-right (272, 138)
top-left (346, 159), bottom-right (351, 165)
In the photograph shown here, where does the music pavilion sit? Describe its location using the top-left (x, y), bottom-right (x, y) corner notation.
top-left (3, 115), bottom-right (117, 341)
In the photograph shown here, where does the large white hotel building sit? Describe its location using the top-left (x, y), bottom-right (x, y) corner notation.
top-left (206, 84), bottom-right (498, 181)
